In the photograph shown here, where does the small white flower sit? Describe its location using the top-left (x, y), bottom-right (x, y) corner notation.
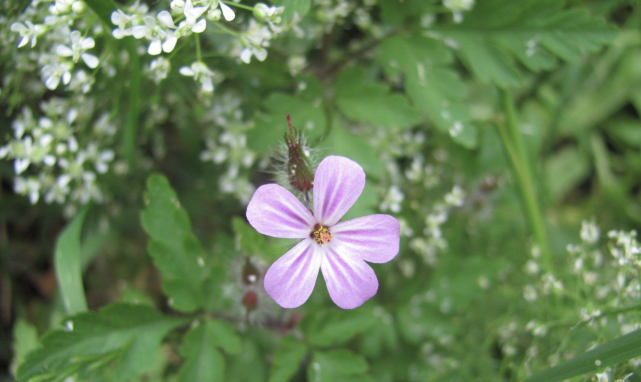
top-left (179, 62), bottom-right (219, 92)
top-left (132, 16), bottom-right (177, 55)
top-left (11, 21), bottom-right (44, 48)
top-left (56, 30), bottom-right (99, 68)
top-left (146, 57), bottom-right (171, 84)
top-left (239, 19), bottom-right (272, 63)
top-left (15, 177), bottom-right (41, 204)
top-left (111, 9), bottom-right (134, 39)
top-left (41, 61), bottom-right (73, 90)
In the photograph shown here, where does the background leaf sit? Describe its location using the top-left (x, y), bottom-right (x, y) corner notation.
top-left (268, 336), bottom-right (307, 382)
top-left (435, 0), bottom-right (618, 87)
top-left (54, 206), bottom-right (89, 316)
top-left (335, 67), bottom-right (421, 129)
top-left (307, 349), bottom-right (370, 382)
top-left (141, 174), bottom-right (208, 312)
top-left (378, 36), bottom-right (476, 147)
top-left (525, 329), bottom-right (641, 382)
top-left (178, 319), bottom-right (238, 382)
top-left (16, 303), bottom-right (187, 382)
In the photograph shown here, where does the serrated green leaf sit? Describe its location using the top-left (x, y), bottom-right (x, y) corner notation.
top-left (303, 308), bottom-right (377, 347)
top-left (178, 321), bottom-right (226, 382)
top-left (434, 0), bottom-right (618, 87)
top-left (307, 349), bottom-right (369, 382)
top-left (268, 336), bottom-right (307, 382)
top-left (141, 174), bottom-right (207, 312)
top-left (248, 93), bottom-right (326, 154)
top-left (54, 207), bottom-right (89, 316)
top-left (378, 36), bottom-right (476, 147)
top-left (335, 67), bottom-right (421, 129)
top-left (543, 146), bottom-right (590, 201)
top-left (274, 0), bottom-right (311, 23)
top-left (16, 303), bottom-right (187, 382)
top-left (525, 329), bottom-right (641, 382)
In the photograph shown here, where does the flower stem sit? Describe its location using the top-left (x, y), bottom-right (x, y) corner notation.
top-left (222, 1), bottom-right (254, 12)
top-left (195, 33), bottom-right (202, 62)
top-left (496, 88), bottom-right (552, 271)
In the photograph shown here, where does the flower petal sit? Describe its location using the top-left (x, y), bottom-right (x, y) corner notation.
top-left (246, 183), bottom-right (315, 238)
top-left (320, 245), bottom-right (378, 309)
top-left (331, 214), bottom-right (400, 263)
top-left (313, 156), bottom-right (365, 226)
top-left (220, 2), bottom-right (236, 21)
top-left (264, 239), bottom-right (321, 308)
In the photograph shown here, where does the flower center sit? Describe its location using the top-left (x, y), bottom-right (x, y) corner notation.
top-left (311, 224), bottom-right (332, 245)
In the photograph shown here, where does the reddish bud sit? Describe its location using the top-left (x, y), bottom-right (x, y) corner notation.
top-left (284, 115), bottom-right (314, 193)
top-left (242, 291), bottom-right (258, 312)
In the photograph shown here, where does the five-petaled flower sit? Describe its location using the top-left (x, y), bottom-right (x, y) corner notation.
top-left (246, 155), bottom-right (400, 309)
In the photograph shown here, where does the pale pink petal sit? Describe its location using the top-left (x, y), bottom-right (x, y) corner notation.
top-left (320, 245), bottom-right (378, 309)
top-left (246, 183), bottom-right (315, 239)
top-left (313, 156), bottom-right (365, 226)
top-left (331, 214), bottom-right (400, 263)
top-left (264, 239), bottom-right (321, 308)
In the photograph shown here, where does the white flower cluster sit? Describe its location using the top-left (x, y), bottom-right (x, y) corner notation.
top-left (608, 230), bottom-right (641, 267)
top-left (0, 101), bottom-right (116, 209)
top-left (10, 2), bottom-right (101, 91)
top-left (199, 94), bottom-right (256, 203)
top-left (111, 0), bottom-right (234, 55)
top-left (409, 185), bottom-right (466, 265)
top-left (111, 0), bottom-right (284, 65)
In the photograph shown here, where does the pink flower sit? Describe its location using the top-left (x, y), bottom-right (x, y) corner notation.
top-left (246, 155), bottom-right (400, 309)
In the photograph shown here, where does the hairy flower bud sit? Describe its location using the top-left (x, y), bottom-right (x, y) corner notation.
top-left (284, 115), bottom-right (314, 193)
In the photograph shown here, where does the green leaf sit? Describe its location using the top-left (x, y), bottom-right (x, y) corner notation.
top-left (16, 303), bottom-right (187, 382)
top-left (434, 0), bottom-right (618, 87)
top-left (226, 338), bottom-right (268, 381)
top-left (248, 93), bottom-right (326, 154)
top-left (307, 349), bottom-right (369, 382)
top-left (178, 321), bottom-right (227, 382)
top-left (378, 36), bottom-right (476, 147)
top-left (274, 0), bottom-right (311, 23)
top-left (141, 174), bottom-right (208, 312)
top-left (11, 319), bottom-right (39, 375)
top-left (232, 217), bottom-right (285, 263)
top-left (268, 336), bottom-right (307, 382)
top-left (318, 124), bottom-right (385, 179)
top-left (303, 308), bottom-right (377, 347)
top-left (209, 320), bottom-right (242, 355)
top-left (54, 207), bottom-right (89, 315)
top-left (335, 67), bottom-right (421, 129)
top-left (525, 329), bottom-right (641, 382)
top-left (543, 146), bottom-right (590, 201)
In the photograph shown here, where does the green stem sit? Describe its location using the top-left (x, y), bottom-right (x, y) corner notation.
top-left (215, 22), bottom-right (241, 37)
top-left (222, 1), bottom-right (254, 11)
top-left (497, 88), bottom-right (552, 271)
top-left (195, 33), bottom-right (202, 62)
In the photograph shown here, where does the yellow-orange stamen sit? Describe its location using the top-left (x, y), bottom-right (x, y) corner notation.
top-left (311, 224), bottom-right (332, 244)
